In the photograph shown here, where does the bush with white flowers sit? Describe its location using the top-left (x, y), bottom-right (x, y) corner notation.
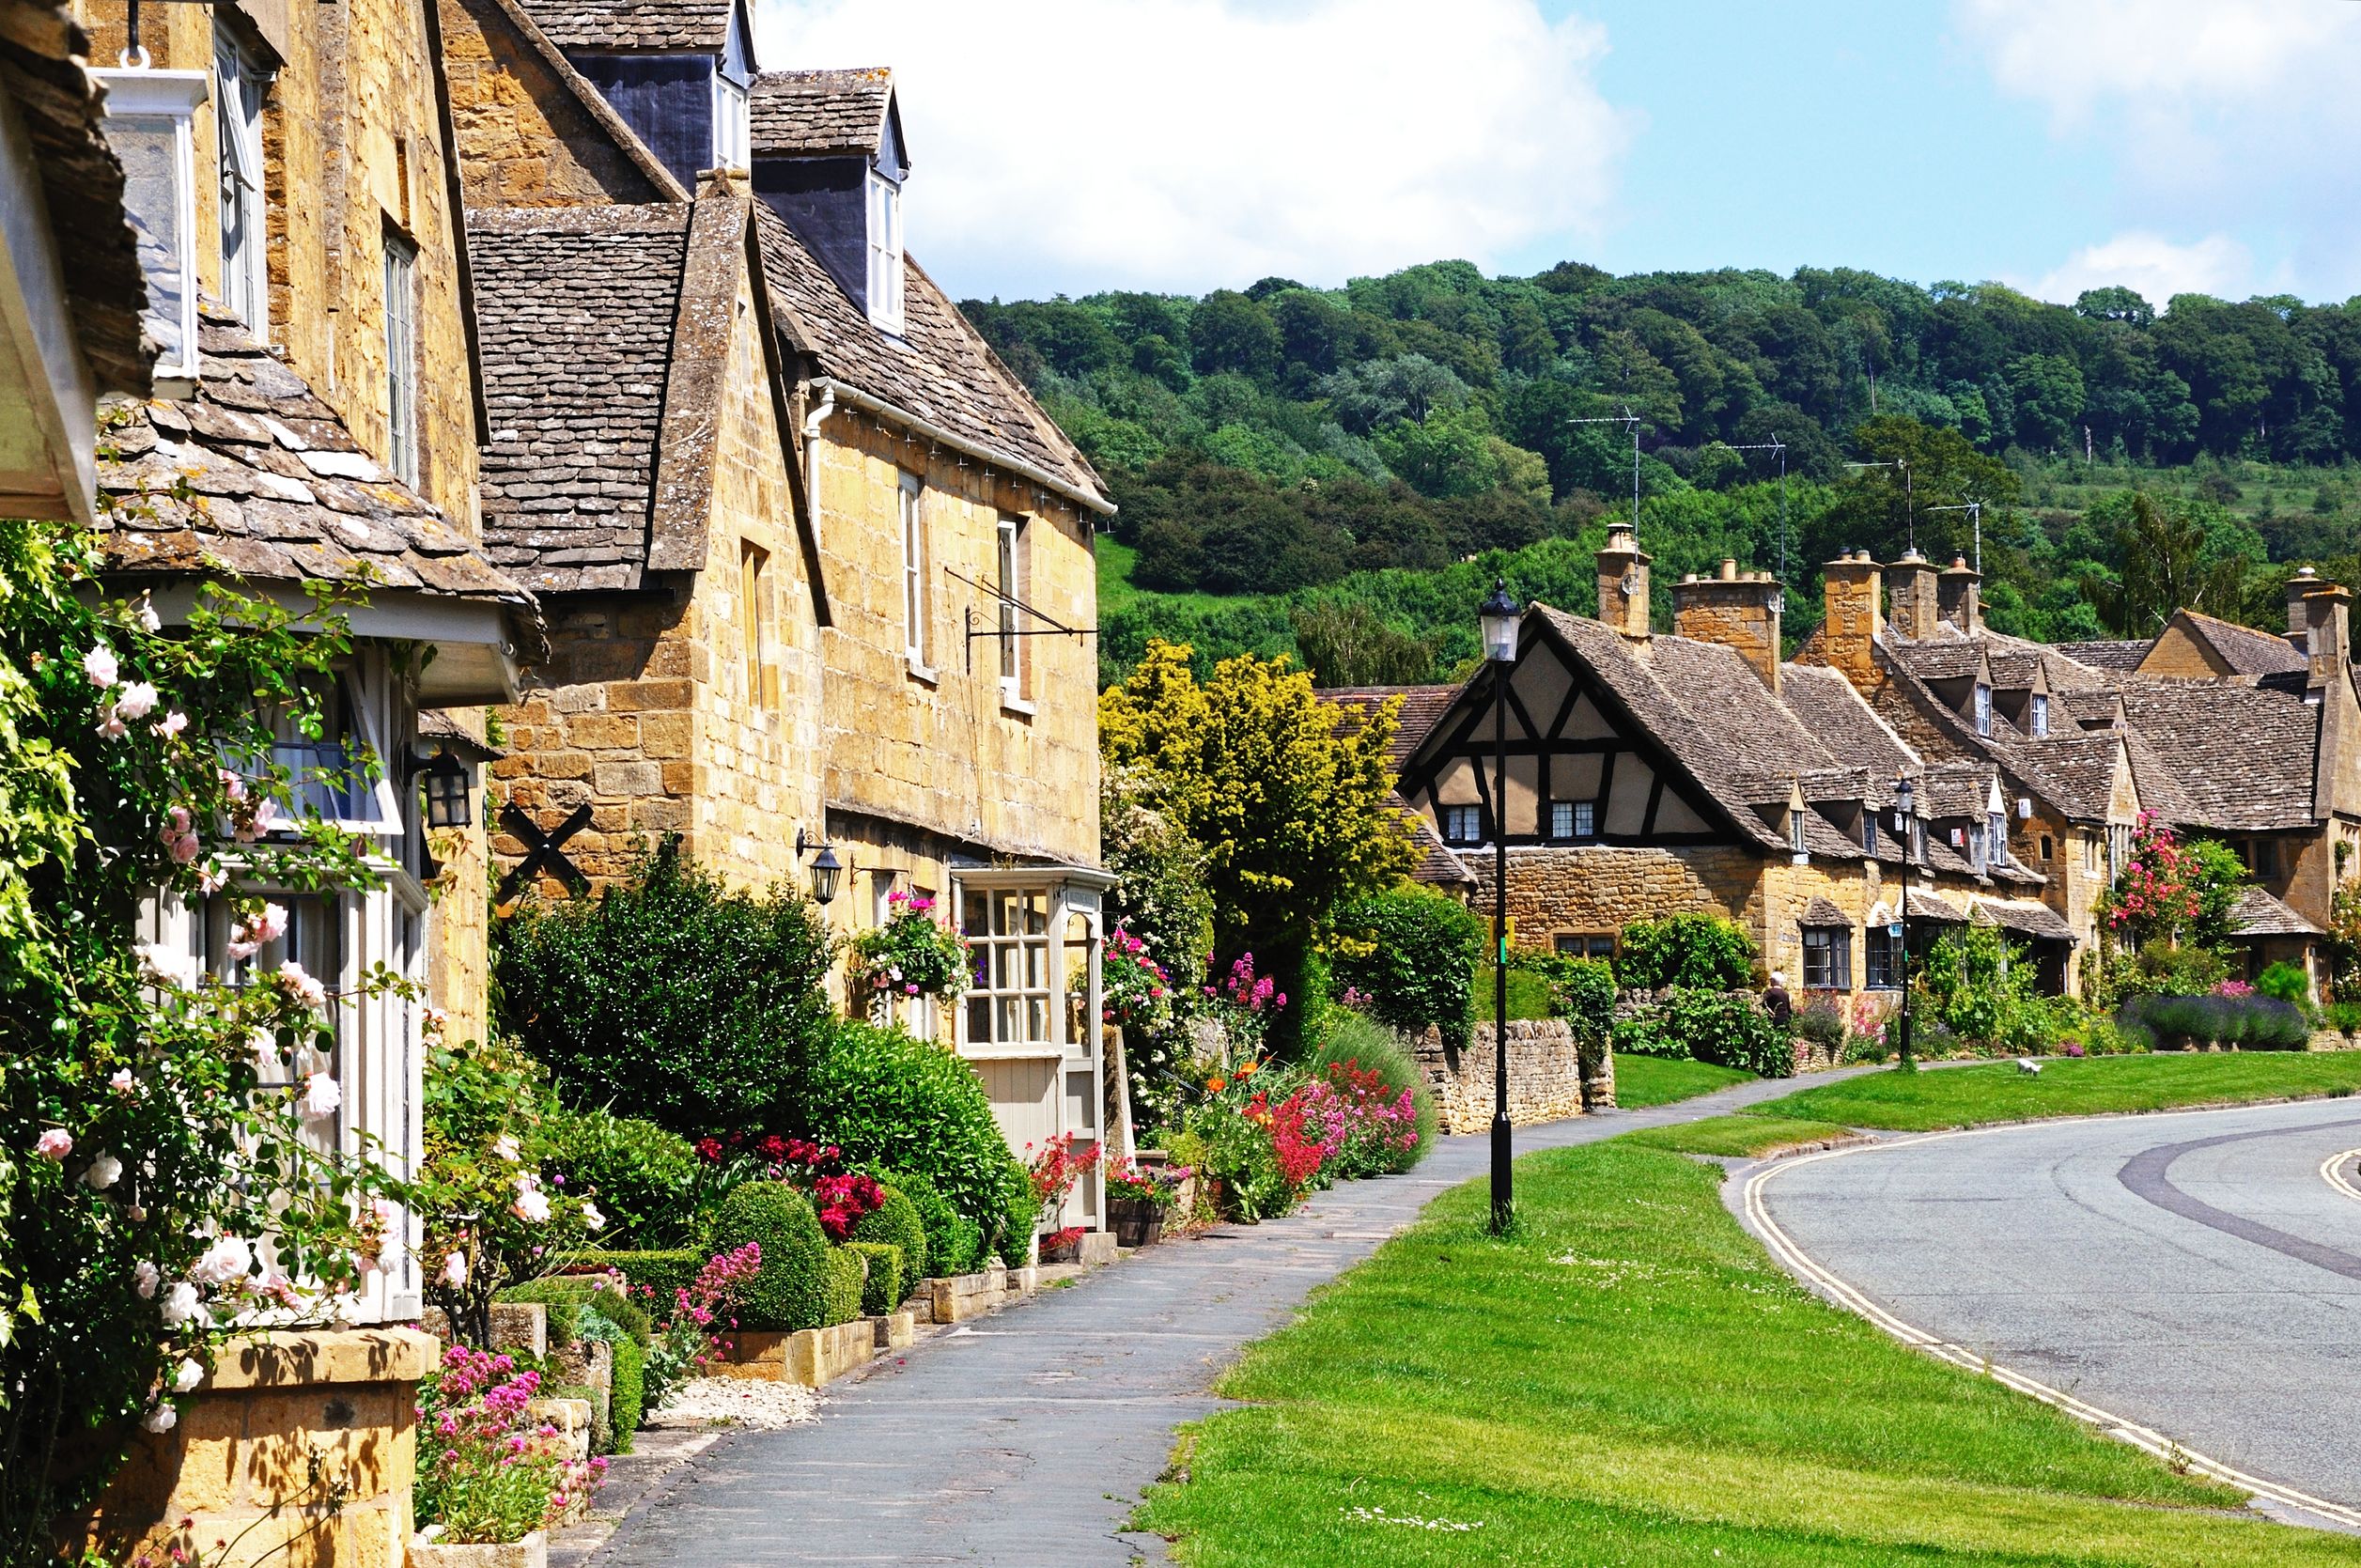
top-left (0, 501), bottom-right (409, 1561)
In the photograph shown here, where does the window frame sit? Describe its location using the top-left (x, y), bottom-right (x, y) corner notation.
top-left (712, 72), bottom-right (749, 172)
top-left (996, 513), bottom-right (1031, 708)
top-left (1547, 799), bottom-right (1596, 842)
top-left (1801, 924), bottom-right (1853, 991)
top-left (739, 540), bottom-right (772, 708)
top-left (1973, 681), bottom-right (1993, 737)
top-left (1553, 931), bottom-right (1616, 961)
top-left (381, 231), bottom-right (418, 488)
top-left (960, 885), bottom-right (1053, 1050)
top-left (897, 473), bottom-right (930, 673)
top-left (2030, 692), bottom-right (2050, 738)
top-left (1864, 924), bottom-right (1902, 990)
top-left (213, 30), bottom-right (270, 339)
top-left (865, 168), bottom-right (905, 334)
top-left (1441, 803), bottom-right (1483, 846)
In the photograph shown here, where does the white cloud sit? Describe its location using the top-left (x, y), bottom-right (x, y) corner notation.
top-left (754, 0), bottom-right (1630, 298)
top-left (1955, 0), bottom-right (2353, 121)
top-left (2022, 231), bottom-right (2252, 310)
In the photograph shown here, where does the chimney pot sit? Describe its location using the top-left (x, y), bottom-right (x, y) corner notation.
top-left (1719, 558), bottom-right (1738, 582)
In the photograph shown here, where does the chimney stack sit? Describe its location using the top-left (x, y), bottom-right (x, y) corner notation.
top-left (1937, 555), bottom-right (1983, 635)
top-left (2289, 567), bottom-right (2322, 638)
top-left (1886, 550), bottom-right (1939, 642)
top-left (2306, 582), bottom-right (2352, 691)
top-left (1596, 520), bottom-right (1652, 640)
top-left (1672, 559), bottom-right (1785, 693)
top-left (1820, 550), bottom-right (1883, 690)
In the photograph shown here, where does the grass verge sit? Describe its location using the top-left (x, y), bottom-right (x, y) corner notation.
top-left (1134, 1141), bottom-right (2352, 1566)
top-left (1756, 1050), bottom-right (2361, 1132)
top-left (1624, 1113), bottom-right (1856, 1157)
top-left (1610, 1056), bottom-right (1752, 1109)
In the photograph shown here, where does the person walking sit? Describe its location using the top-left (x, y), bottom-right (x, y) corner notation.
top-left (1763, 970), bottom-right (1794, 1030)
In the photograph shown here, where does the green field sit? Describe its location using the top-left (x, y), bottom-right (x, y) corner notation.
top-left (1136, 1139), bottom-right (2353, 1566)
top-left (1754, 1050), bottom-right (2361, 1132)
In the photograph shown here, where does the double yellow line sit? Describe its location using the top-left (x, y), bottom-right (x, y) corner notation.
top-left (1745, 1128), bottom-right (2361, 1533)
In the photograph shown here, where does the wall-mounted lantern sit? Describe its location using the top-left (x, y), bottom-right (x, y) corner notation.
top-left (92, 65), bottom-right (209, 396)
top-left (418, 748), bottom-right (473, 831)
top-left (796, 828), bottom-right (841, 906)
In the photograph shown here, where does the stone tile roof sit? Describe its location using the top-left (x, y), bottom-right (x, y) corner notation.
top-left (752, 204), bottom-right (1111, 511)
top-left (7, 0), bottom-right (148, 395)
top-left (1776, 664), bottom-right (1917, 783)
top-left (512, 0), bottom-right (732, 51)
top-left (1314, 683), bottom-right (1461, 768)
top-left (95, 306), bottom-right (539, 642)
top-left (2227, 884), bottom-right (2323, 938)
top-left (1799, 895), bottom-right (1849, 926)
top-left (1971, 897), bottom-right (2076, 942)
top-left (751, 68), bottom-right (893, 157)
top-left (1395, 797), bottom-right (1473, 886)
top-left (2111, 678), bottom-right (2320, 831)
top-left (2171, 608), bottom-right (2308, 676)
top-left (1906, 888), bottom-right (1966, 922)
top-left (470, 205), bottom-right (691, 592)
top-left (2055, 639), bottom-right (2151, 674)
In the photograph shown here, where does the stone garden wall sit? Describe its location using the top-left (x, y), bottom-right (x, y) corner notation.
top-left (1415, 1019), bottom-right (1613, 1135)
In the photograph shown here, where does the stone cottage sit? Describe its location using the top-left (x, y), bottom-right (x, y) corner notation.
top-left (442, 5), bottom-right (1122, 1216)
top-left (1328, 525), bottom-right (2059, 1009)
top-left (68, 0), bottom-right (544, 1553)
top-left (1798, 551), bottom-right (2361, 992)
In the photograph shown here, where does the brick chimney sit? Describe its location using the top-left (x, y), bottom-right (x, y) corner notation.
top-left (1596, 520), bottom-right (1652, 640)
top-left (2305, 582), bottom-right (2352, 691)
top-left (1673, 558), bottom-right (1784, 694)
top-left (1886, 550), bottom-right (1940, 642)
top-left (1820, 550), bottom-right (1882, 690)
top-left (1937, 555), bottom-right (1982, 635)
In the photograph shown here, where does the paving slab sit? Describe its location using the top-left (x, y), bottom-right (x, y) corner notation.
top-left (590, 1068), bottom-right (1859, 1567)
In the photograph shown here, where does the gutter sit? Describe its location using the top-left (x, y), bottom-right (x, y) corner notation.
top-left (802, 382), bottom-right (835, 540)
top-left (808, 376), bottom-right (1116, 519)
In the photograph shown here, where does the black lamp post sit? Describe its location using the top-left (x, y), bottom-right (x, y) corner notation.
top-left (1480, 578), bottom-right (1521, 1235)
top-left (1893, 774), bottom-right (1917, 1071)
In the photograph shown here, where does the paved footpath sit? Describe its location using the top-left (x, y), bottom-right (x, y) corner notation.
top-left (591, 1070), bottom-right (1851, 1567)
top-left (1746, 1094), bottom-right (2361, 1529)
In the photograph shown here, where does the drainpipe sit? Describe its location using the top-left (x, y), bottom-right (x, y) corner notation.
top-left (802, 385), bottom-right (836, 537)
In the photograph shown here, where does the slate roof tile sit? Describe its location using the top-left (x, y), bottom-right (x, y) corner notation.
top-left (750, 68), bottom-right (893, 157)
top-left (2174, 608), bottom-right (2309, 676)
top-left (2054, 639), bottom-right (2151, 673)
top-left (2227, 884), bottom-right (2323, 937)
top-left (2112, 678), bottom-right (2319, 831)
top-left (512, 0), bottom-right (731, 51)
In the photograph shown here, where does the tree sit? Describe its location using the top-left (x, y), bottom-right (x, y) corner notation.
top-left (1099, 642), bottom-right (1414, 1048)
top-left (1290, 599), bottom-right (1439, 687)
top-left (2009, 352), bottom-right (2087, 450)
top-left (1189, 289), bottom-right (1282, 380)
top-left (1810, 415), bottom-right (2019, 567)
top-left (2075, 491), bottom-right (2256, 636)
top-left (2074, 287), bottom-right (2155, 328)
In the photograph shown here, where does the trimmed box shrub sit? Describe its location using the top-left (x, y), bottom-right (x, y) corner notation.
top-left (544, 1104), bottom-right (705, 1247)
top-left (850, 1186), bottom-right (929, 1282)
top-left (1330, 886), bottom-right (1485, 1049)
top-left (823, 1246), bottom-right (867, 1326)
top-left (710, 1183), bottom-right (831, 1331)
top-left (1618, 914), bottom-right (1755, 991)
top-left (845, 1241), bottom-right (905, 1316)
top-left (578, 1249), bottom-right (703, 1304)
top-left (867, 1166), bottom-right (980, 1279)
top-left (609, 1335), bottom-right (645, 1451)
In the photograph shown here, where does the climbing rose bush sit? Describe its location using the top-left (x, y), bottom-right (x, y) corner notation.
top-left (413, 1345), bottom-right (606, 1545)
top-left (0, 505), bottom-right (412, 1560)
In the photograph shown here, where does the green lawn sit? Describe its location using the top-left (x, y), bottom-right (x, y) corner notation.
top-left (1135, 1141), bottom-right (2359, 1566)
top-left (1755, 1050), bottom-right (2361, 1132)
top-left (1609, 1056), bottom-right (1751, 1109)
top-left (1624, 1112), bottom-right (1856, 1157)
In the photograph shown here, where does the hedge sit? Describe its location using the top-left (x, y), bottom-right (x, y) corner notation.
top-left (850, 1186), bottom-right (928, 1283)
top-left (1330, 886), bottom-right (1486, 1049)
top-left (543, 1104), bottom-right (704, 1248)
top-left (577, 1249), bottom-right (703, 1305)
top-left (1617, 914), bottom-right (1756, 991)
top-left (710, 1183), bottom-right (831, 1331)
top-left (866, 1166), bottom-right (980, 1279)
top-left (823, 1246), bottom-right (866, 1326)
top-left (609, 1336), bottom-right (645, 1452)
top-left (845, 1241), bottom-right (905, 1316)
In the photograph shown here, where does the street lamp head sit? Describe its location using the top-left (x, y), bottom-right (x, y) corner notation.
top-left (1894, 774), bottom-right (1915, 820)
top-left (1480, 578), bottom-right (1520, 664)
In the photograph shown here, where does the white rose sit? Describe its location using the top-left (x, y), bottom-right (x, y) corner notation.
top-left (439, 1251), bottom-right (467, 1288)
top-left (113, 681), bottom-right (159, 722)
top-left (300, 1073), bottom-right (341, 1122)
top-left (582, 1201), bottom-right (606, 1233)
top-left (171, 1358), bottom-right (205, 1394)
top-left (83, 644), bottom-right (118, 688)
top-left (84, 1150), bottom-right (122, 1190)
top-left (133, 1260), bottom-right (161, 1299)
top-left (162, 1281), bottom-right (206, 1326)
top-left (142, 1404), bottom-right (178, 1434)
top-left (109, 1068), bottom-right (137, 1095)
top-left (136, 595), bottom-right (162, 633)
top-left (135, 943), bottom-right (200, 991)
top-left (491, 1134), bottom-right (520, 1162)
top-left (250, 1028), bottom-right (281, 1074)
top-left (190, 1234), bottom-right (253, 1287)
top-left (510, 1176), bottom-right (551, 1225)
top-left (277, 960), bottom-right (327, 1010)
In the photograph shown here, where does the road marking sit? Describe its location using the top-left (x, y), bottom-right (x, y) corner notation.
top-left (2321, 1147), bottom-right (2361, 1207)
top-left (1744, 1131), bottom-right (2361, 1533)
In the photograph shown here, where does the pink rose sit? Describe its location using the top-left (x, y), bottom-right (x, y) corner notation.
top-left (35, 1128), bottom-right (71, 1161)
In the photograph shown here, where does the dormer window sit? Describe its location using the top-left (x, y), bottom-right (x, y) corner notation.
top-left (866, 169), bottom-right (904, 334)
top-left (2030, 692), bottom-right (2049, 738)
top-left (1789, 810), bottom-right (1808, 858)
top-left (713, 75), bottom-right (749, 172)
top-left (96, 67), bottom-right (210, 393)
top-left (1973, 682), bottom-right (1993, 737)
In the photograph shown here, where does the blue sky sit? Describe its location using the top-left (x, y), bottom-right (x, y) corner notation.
top-left (758, 0), bottom-right (2361, 307)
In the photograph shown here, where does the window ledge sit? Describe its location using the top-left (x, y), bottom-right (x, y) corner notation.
top-left (1001, 691), bottom-right (1036, 720)
top-left (906, 657), bottom-right (939, 687)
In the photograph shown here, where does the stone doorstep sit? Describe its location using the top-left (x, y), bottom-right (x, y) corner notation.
top-left (710, 1321), bottom-right (877, 1388)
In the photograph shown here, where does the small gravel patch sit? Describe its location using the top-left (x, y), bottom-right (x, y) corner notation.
top-left (648, 1377), bottom-right (818, 1431)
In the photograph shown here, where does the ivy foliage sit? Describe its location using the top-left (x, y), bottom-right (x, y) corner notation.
top-left (494, 836), bottom-right (837, 1136)
top-left (1616, 914), bottom-right (1758, 991)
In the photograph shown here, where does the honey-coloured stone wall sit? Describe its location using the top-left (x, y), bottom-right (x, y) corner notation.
top-left (437, 0), bottom-right (680, 207)
top-left (1416, 1018), bottom-right (1609, 1134)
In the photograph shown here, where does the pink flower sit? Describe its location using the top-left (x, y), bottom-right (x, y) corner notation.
top-left (154, 710), bottom-right (187, 738)
top-left (440, 1252), bottom-right (468, 1288)
top-left (301, 1072), bottom-right (341, 1121)
top-left (110, 1068), bottom-right (136, 1095)
top-left (35, 1128), bottom-right (71, 1161)
top-left (113, 681), bottom-right (158, 722)
top-left (82, 644), bottom-right (117, 688)
top-left (133, 1261), bottom-right (160, 1298)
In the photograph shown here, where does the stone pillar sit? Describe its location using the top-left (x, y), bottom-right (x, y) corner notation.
top-left (1820, 551), bottom-right (1883, 688)
top-left (76, 1328), bottom-right (439, 1568)
top-left (1886, 550), bottom-right (1939, 642)
top-left (1937, 556), bottom-right (1982, 635)
top-left (1672, 558), bottom-right (1784, 693)
top-left (1596, 520), bottom-right (1652, 640)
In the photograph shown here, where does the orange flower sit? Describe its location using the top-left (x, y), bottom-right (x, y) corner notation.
top-left (1205, 1077), bottom-right (1227, 1094)
top-left (1237, 1061), bottom-right (1258, 1079)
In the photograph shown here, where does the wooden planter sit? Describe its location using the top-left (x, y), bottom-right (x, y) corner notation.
top-left (411, 1529), bottom-right (547, 1568)
top-left (1107, 1198), bottom-right (1167, 1249)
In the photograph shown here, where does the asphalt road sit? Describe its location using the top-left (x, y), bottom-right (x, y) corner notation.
top-left (1743, 1094), bottom-right (2361, 1530)
top-left (589, 1069), bottom-right (1859, 1567)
